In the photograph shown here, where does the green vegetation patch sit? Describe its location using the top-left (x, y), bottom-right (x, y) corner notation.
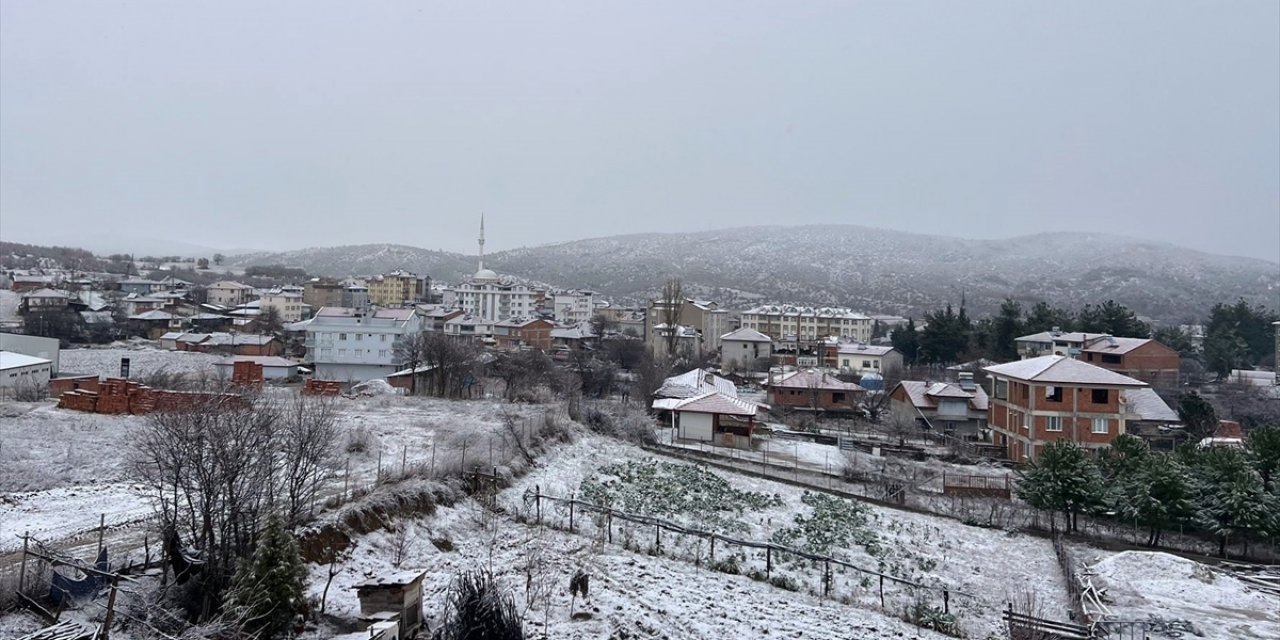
top-left (579, 459), bottom-right (782, 532)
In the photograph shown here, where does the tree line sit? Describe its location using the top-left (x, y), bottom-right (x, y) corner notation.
top-left (1017, 428), bottom-right (1280, 558)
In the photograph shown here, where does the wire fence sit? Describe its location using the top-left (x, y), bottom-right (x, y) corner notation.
top-left (513, 482), bottom-right (980, 628)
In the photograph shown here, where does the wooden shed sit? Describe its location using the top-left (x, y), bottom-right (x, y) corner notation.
top-left (353, 569), bottom-right (427, 639)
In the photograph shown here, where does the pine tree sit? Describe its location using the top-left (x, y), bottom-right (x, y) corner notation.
top-left (891, 317), bottom-right (919, 365)
top-left (224, 513), bottom-right (308, 639)
top-left (1246, 425), bottom-right (1280, 494)
top-left (1120, 454), bottom-right (1192, 547)
top-left (1191, 447), bottom-right (1279, 558)
top-left (1015, 441), bottom-right (1106, 533)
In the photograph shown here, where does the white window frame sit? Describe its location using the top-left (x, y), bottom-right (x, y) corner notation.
top-left (1092, 417), bottom-right (1108, 434)
top-left (1046, 416), bottom-right (1063, 432)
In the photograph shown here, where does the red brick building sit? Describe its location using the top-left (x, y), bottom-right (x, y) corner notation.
top-left (984, 355), bottom-right (1154, 462)
top-left (1079, 337), bottom-right (1180, 389)
top-left (493, 317), bottom-right (554, 351)
top-left (767, 369), bottom-right (864, 413)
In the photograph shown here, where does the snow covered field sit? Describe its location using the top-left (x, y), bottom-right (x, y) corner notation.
top-left (58, 346), bottom-right (224, 378)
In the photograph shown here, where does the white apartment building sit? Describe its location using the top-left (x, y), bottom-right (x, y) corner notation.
top-left (259, 289), bottom-right (308, 322)
top-left (207, 281), bottom-right (256, 307)
top-left (304, 307), bottom-right (423, 382)
top-left (739, 305), bottom-right (872, 343)
top-left (552, 290), bottom-right (596, 325)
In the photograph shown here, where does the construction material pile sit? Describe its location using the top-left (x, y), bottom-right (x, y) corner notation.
top-left (56, 377), bottom-right (247, 415)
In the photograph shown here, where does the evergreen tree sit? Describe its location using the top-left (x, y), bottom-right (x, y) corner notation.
top-left (1191, 447), bottom-right (1279, 558)
top-left (1098, 433), bottom-right (1149, 481)
top-left (224, 513), bottom-right (308, 639)
top-left (1247, 425), bottom-right (1280, 493)
top-left (1121, 454), bottom-right (1193, 547)
top-left (1076, 300), bottom-right (1150, 338)
top-left (1021, 302), bottom-right (1075, 335)
top-left (1015, 441), bottom-right (1106, 533)
top-left (1202, 327), bottom-right (1250, 379)
top-left (1176, 393), bottom-right (1218, 442)
top-left (891, 317), bottom-right (920, 365)
top-left (1205, 299), bottom-right (1278, 368)
top-left (990, 298), bottom-right (1024, 361)
top-left (1151, 326), bottom-right (1197, 358)
top-left (918, 305), bottom-right (971, 365)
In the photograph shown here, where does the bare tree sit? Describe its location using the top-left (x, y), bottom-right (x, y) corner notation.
top-left (277, 393), bottom-right (340, 525)
top-left (396, 331), bottom-right (484, 398)
top-left (132, 392), bottom-right (280, 620)
top-left (393, 330), bottom-right (431, 395)
top-left (658, 278), bottom-right (684, 357)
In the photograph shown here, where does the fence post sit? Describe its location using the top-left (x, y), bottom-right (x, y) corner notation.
top-left (343, 456), bottom-right (350, 499)
top-left (710, 535), bottom-right (715, 563)
top-left (570, 493), bottom-right (575, 532)
top-left (943, 589), bottom-right (950, 614)
top-left (489, 435), bottom-right (493, 467)
top-left (535, 485), bottom-right (542, 525)
top-left (19, 531), bottom-right (28, 593)
top-left (430, 440), bottom-right (437, 478)
top-left (607, 513), bottom-right (613, 544)
top-left (461, 440), bottom-right (468, 474)
top-left (376, 449), bottom-right (383, 482)
top-left (654, 523), bottom-right (661, 554)
top-left (766, 547), bottom-right (772, 579)
top-left (96, 513), bottom-right (106, 559)
top-left (823, 560), bottom-right (831, 597)
top-left (879, 575), bottom-right (885, 607)
top-left (401, 445), bottom-right (407, 475)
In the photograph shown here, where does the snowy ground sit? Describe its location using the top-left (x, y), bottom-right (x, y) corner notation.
top-left (58, 346), bottom-right (224, 378)
top-left (505, 435), bottom-right (1072, 639)
top-left (1077, 549), bottom-right (1279, 640)
top-left (308, 497), bottom-right (954, 640)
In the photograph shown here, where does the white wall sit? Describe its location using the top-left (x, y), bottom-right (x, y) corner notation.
top-left (678, 412), bottom-right (714, 441)
top-left (315, 362), bottom-right (398, 383)
top-left (1, 333), bottom-right (60, 375)
top-left (1, 361), bottom-right (52, 394)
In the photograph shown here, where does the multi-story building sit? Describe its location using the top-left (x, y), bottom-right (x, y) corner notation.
top-left (367, 270), bottom-right (427, 307)
top-left (766, 369), bottom-right (864, 413)
top-left (983, 355), bottom-right (1175, 461)
top-left (552, 290), bottom-right (596, 325)
top-left (259, 289), bottom-right (308, 323)
top-left (304, 307), bottom-right (423, 382)
top-left (719, 327), bottom-right (773, 372)
top-left (304, 279), bottom-right (345, 309)
top-left (645, 299), bottom-right (728, 354)
top-left (443, 314), bottom-right (495, 342)
top-left (1016, 330), bottom-right (1180, 388)
top-left (493, 317), bottom-right (555, 351)
top-left (890, 373), bottom-right (989, 437)
top-left (207, 281), bottom-right (255, 307)
top-left (739, 305), bottom-right (872, 343)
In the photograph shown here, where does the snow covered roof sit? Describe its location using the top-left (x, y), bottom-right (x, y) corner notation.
top-left (79, 311), bottom-right (114, 325)
top-left (22, 288), bottom-right (69, 299)
top-left (354, 569), bottom-right (428, 588)
top-left (209, 280), bottom-right (254, 289)
top-left (771, 369), bottom-right (864, 391)
top-left (656, 368), bottom-right (737, 399)
top-left (316, 306), bottom-right (358, 317)
top-left (551, 325), bottom-right (596, 340)
top-left (655, 391), bottom-right (764, 417)
top-left (984, 355), bottom-right (1147, 387)
top-left (0, 351), bottom-right (53, 370)
top-left (1081, 336), bottom-right (1158, 355)
top-left (214, 356), bottom-right (297, 368)
top-left (720, 327), bottom-right (773, 343)
top-left (895, 380), bottom-right (988, 411)
top-left (1121, 388), bottom-right (1178, 423)
top-left (130, 309), bottom-right (177, 321)
top-left (837, 343), bottom-right (896, 357)
top-left (1015, 331), bottom-right (1110, 344)
top-left (372, 308), bottom-right (416, 320)
top-left (744, 305), bottom-right (869, 319)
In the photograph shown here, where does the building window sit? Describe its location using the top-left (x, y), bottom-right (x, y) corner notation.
top-left (862, 360), bottom-right (871, 368)
top-left (338, 349), bottom-right (346, 357)
top-left (1046, 416), bottom-right (1062, 432)
top-left (995, 379), bottom-right (1008, 400)
top-left (1091, 389), bottom-right (1109, 404)
top-left (381, 334), bottom-right (388, 342)
top-left (339, 333), bottom-right (347, 341)
top-left (1102, 354), bottom-right (1122, 365)
top-left (833, 392), bottom-right (846, 403)
top-left (1092, 418), bottom-right (1108, 434)
top-left (1045, 386), bottom-right (1063, 402)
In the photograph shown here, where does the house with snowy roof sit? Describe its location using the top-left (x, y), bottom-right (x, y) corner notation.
top-left (655, 368), bottom-right (737, 400)
top-left (889, 372), bottom-right (989, 437)
top-left (984, 355), bottom-right (1176, 461)
top-left (836, 343), bottom-right (903, 376)
top-left (766, 369), bottom-right (864, 413)
top-left (652, 391), bottom-right (766, 448)
top-left (719, 327), bottom-right (773, 372)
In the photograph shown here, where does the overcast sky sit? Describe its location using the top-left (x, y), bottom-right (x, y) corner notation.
top-left (2, 1), bottom-right (1277, 261)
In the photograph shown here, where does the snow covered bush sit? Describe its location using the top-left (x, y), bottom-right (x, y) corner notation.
top-left (578, 459), bottom-right (782, 533)
top-left (434, 570), bottom-right (524, 640)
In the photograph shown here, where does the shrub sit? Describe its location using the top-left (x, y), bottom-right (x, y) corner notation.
top-left (436, 570), bottom-right (524, 640)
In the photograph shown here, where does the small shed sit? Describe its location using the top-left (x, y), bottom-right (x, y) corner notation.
top-left (353, 569), bottom-right (426, 640)
top-left (213, 356), bottom-right (298, 380)
top-left (653, 391), bottom-right (765, 449)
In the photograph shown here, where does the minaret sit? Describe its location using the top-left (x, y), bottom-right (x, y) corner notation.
top-left (478, 214), bottom-right (486, 272)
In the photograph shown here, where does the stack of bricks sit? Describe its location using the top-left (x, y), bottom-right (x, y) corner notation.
top-left (303, 379), bottom-right (343, 396)
top-left (94, 378), bottom-right (146, 415)
top-left (232, 361), bottom-right (265, 386)
top-left (57, 389), bottom-right (99, 412)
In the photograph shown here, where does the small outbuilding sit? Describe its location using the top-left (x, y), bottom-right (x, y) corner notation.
top-left (213, 356), bottom-right (298, 380)
top-left (353, 569), bottom-right (427, 640)
top-left (653, 391), bottom-right (766, 449)
top-left (1, 351), bottom-right (54, 399)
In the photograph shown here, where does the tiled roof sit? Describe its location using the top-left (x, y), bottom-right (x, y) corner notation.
top-left (666, 391), bottom-right (763, 417)
top-left (984, 355), bottom-right (1146, 386)
top-left (896, 380), bottom-right (989, 411)
top-left (720, 327), bottom-right (773, 342)
top-left (656, 368), bottom-right (737, 399)
top-left (771, 370), bottom-right (864, 391)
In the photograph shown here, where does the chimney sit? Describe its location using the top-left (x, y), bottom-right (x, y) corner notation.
top-left (704, 372), bottom-right (714, 386)
top-left (1051, 326), bottom-right (1061, 336)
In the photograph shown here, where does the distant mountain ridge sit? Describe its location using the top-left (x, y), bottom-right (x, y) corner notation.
top-left (228, 225), bottom-right (1279, 323)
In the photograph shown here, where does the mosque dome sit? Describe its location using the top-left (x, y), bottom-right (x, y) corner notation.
top-left (474, 268), bottom-right (499, 282)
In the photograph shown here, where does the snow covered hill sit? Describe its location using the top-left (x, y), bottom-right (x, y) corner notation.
top-left (228, 225), bottom-right (1278, 323)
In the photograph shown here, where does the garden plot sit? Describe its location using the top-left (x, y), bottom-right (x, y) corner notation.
top-left (505, 435), bottom-right (1071, 638)
top-left (1077, 549), bottom-right (1279, 640)
top-left (59, 346), bottom-right (223, 378)
top-left (306, 502), bottom-right (953, 640)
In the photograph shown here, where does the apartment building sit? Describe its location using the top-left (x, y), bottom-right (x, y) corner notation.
top-left (304, 307), bottom-right (423, 382)
top-left (739, 305), bottom-right (872, 343)
top-left (367, 270), bottom-right (427, 307)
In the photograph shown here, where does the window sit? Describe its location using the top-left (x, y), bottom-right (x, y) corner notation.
top-left (339, 333), bottom-right (347, 340)
top-left (1092, 418), bottom-right (1108, 434)
top-left (381, 334), bottom-right (388, 342)
top-left (833, 392), bottom-right (846, 403)
top-left (379, 350), bottom-right (388, 357)
top-left (995, 379), bottom-right (1008, 400)
top-left (1045, 385), bottom-right (1063, 402)
top-left (1091, 388), bottom-right (1109, 404)
top-left (1046, 416), bottom-right (1063, 432)
top-left (862, 360), bottom-right (872, 368)
top-left (1102, 354), bottom-right (1122, 365)
top-left (338, 349), bottom-right (347, 357)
